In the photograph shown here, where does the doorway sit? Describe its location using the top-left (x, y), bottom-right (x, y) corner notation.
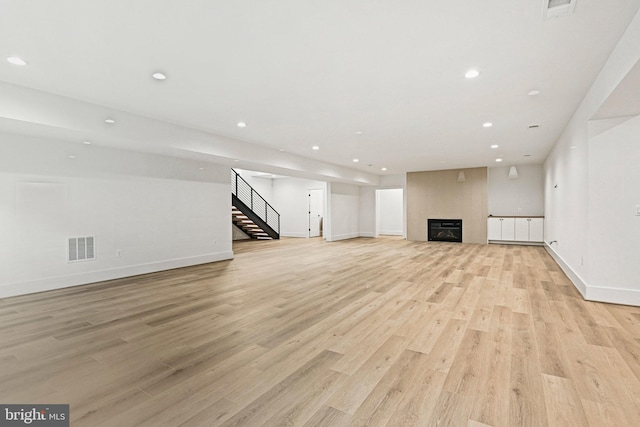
top-left (375, 188), bottom-right (404, 237)
top-left (308, 189), bottom-right (324, 238)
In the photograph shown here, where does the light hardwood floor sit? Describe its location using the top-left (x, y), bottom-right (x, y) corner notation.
top-left (1, 237), bottom-right (640, 426)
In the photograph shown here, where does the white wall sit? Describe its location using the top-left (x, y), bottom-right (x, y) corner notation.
top-left (377, 188), bottom-right (403, 235)
top-left (272, 177), bottom-right (326, 238)
top-left (359, 174), bottom-right (407, 238)
top-left (326, 182), bottom-right (360, 241)
top-left (544, 9), bottom-right (640, 305)
top-left (235, 169), bottom-right (274, 202)
top-left (0, 132), bottom-right (232, 298)
top-left (587, 116), bottom-right (640, 303)
top-left (488, 165), bottom-right (544, 216)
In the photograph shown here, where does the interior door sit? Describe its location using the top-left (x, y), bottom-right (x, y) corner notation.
top-left (308, 189), bottom-right (323, 238)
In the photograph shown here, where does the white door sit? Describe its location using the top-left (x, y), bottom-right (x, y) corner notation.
top-left (529, 218), bottom-right (544, 242)
top-left (515, 218), bottom-right (530, 241)
top-left (308, 189), bottom-right (323, 238)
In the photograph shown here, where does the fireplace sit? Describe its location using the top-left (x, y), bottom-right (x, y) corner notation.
top-left (428, 219), bottom-right (462, 242)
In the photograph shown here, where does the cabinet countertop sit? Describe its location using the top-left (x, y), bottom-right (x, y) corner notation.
top-left (488, 216), bottom-right (544, 218)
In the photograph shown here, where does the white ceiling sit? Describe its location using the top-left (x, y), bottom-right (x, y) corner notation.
top-left (1, 0), bottom-right (640, 179)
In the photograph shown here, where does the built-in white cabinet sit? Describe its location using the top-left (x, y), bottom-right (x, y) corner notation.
top-left (488, 217), bottom-right (543, 244)
top-left (488, 217), bottom-right (515, 240)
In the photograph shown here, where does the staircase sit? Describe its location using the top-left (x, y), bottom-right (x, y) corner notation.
top-left (232, 206), bottom-right (273, 240)
top-left (231, 169), bottom-right (280, 240)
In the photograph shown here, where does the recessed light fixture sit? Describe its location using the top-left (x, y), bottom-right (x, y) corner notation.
top-left (465, 69), bottom-right (480, 79)
top-left (381, 167), bottom-right (387, 171)
top-left (312, 146), bottom-right (319, 150)
top-left (7, 56), bottom-right (28, 66)
top-left (105, 118), bottom-right (116, 124)
top-left (491, 144), bottom-right (499, 149)
top-left (483, 122), bottom-right (493, 128)
top-left (68, 155), bottom-right (76, 159)
top-left (353, 158), bottom-right (359, 163)
top-left (82, 141), bottom-right (92, 145)
top-left (496, 158), bottom-right (503, 162)
top-left (199, 167), bottom-right (204, 171)
top-left (234, 159), bottom-right (239, 162)
top-left (528, 90), bottom-right (541, 96)
top-left (236, 122), bottom-right (247, 128)
top-left (355, 131), bottom-right (363, 135)
top-left (152, 72), bottom-right (167, 80)
top-left (569, 145), bottom-right (577, 149)
top-left (279, 148), bottom-right (285, 152)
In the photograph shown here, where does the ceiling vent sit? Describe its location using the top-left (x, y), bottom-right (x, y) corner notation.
top-left (542, 0), bottom-right (577, 20)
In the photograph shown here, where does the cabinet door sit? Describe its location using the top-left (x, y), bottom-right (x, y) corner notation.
top-left (514, 218), bottom-right (529, 241)
top-left (487, 218), bottom-right (503, 240)
top-left (529, 218), bottom-right (544, 242)
top-left (502, 218), bottom-right (515, 240)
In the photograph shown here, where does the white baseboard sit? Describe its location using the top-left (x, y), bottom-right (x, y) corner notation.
top-left (0, 251), bottom-right (234, 299)
top-left (378, 230), bottom-right (403, 236)
top-left (359, 232), bottom-right (375, 238)
top-left (544, 244), bottom-right (587, 298)
top-left (280, 232), bottom-right (309, 238)
top-left (544, 244), bottom-right (640, 306)
top-left (327, 232), bottom-right (360, 242)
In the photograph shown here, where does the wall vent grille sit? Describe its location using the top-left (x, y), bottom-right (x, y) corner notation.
top-left (68, 236), bottom-right (96, 262)
top-left (543, 0), bottom-right (576, 19)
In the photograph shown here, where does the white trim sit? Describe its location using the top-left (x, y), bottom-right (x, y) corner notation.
top-left (586, 286), bottom-right (640, 307)
top-left (359, 232), bottom-right (375, 238)
top-left (378, 230), bottom-right (403, 236)
top-left (544, 244), bottom-right (587, 298)
top-left (327, 232), bottom-right (360, 242)
top-left (280, 232), bottom-right (308, 238)
top-left (0, 251), bottom-right (233, 299)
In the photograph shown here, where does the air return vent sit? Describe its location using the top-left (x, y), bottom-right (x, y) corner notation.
top-left (542, 0), bottom-right (576, 20)
top-left (68, 236), bottom-right (95, 262)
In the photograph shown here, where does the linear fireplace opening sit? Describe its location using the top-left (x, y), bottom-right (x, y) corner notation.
top-left (428, 219), bottom-right (462, 243)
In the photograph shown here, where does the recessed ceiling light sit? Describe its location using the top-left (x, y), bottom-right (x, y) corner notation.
top-left (381, 167), bottom-right (387, 171)
top-left (465, 69), bottom-right (480, 79)
top-left (7, 56), bottom-right (28, 66)
top-left (355, 131), bottom-right (363, 135)
top-left (496, 158), bottom-right (503, 162)
top-left (82, 141), bottom-right (92, 145)
top-left (491, 144), bottom-right (499, 149)
top-left (353, 158), bottom-right (359, 163)
top-left (528, 90), bottom-right (541, 96)
top-left (234, 159), bottom-right (239, 162)
top-left (105, 118), bottom-right (116, 124)
top-left (523, 154), bottom-right (532, 157)
top-left (312, 146), bottom-right (319, 150)
top-left (279, 148), bottom-right (285, 152)
top-left (199, 167), bottom-right (204, 170)
top-left (152, 72), bottom-right (167, 80)
top-left (236, 122), bottom-right (247, 128)
top-left (68, 155), bottom-right (76, 159)
top-left (569, 145), bottom-right (577, 149)
top-left (483, 122), bottom-right (493, 128)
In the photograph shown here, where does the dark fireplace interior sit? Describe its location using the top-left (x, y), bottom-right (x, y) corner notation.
top-left (428, 219), bottom-right (462, 243)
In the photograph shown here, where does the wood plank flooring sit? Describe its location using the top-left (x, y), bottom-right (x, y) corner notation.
top-left (1, 237), bottom-right (640, 426)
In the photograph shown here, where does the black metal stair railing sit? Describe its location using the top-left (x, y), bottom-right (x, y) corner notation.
top-left (231, 169), bottom-right (280, 239)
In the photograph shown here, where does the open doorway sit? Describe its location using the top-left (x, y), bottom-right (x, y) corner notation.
top-left (308, 189), bottom-right (324, 238)
top-left (375, 188), bottom-right (404, 237)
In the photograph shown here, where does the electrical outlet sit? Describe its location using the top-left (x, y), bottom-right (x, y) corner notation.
top-left (636, 205), bottom-right (640, 216)
top-left (116, 249), bottom-right (122, 257)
